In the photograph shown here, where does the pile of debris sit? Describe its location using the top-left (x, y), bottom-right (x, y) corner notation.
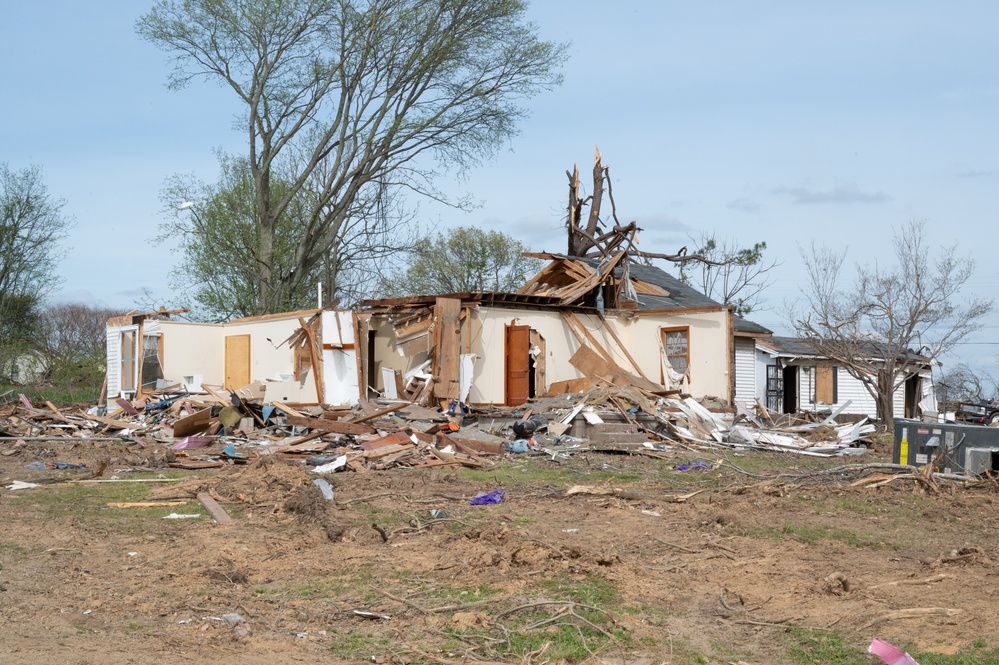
top-left (0, 376), bottom-right (875, 482)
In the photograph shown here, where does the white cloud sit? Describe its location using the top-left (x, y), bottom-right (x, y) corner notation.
top-left (773, 183), bottom-right (889, 205)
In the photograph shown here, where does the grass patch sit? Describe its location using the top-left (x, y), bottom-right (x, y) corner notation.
top-left (327, 629), bottom-right (389, 659)
top-left (786, 631), bottom-right (999, 665)
top-left (256, 577), bottom-right (352, 598)
top-left (0, 541), bottom-right (30, 560)
top-left (785, 628), bottom-right (868, 664)
top-left (719, 450), bottom-right (848, 476)
top-left (456, 465), bottom-right (642, 487)
top-left (541, 574), bottom-right (619, 607)
top-left (417, 582), bottom-right (503, 605)
top-left (746, 523), bottom-right (897, 550)
top-left (25, 480), bottom-right (205, 532)
top-left (907, 643), bottom-right (999, 664)
top-left (500, 621), bottom-right (624, 663)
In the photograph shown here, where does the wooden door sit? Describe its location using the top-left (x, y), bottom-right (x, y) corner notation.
top-left (224, 335), bottom-right (251, 390)
top-left (505, 324), bottom-right (531, 406)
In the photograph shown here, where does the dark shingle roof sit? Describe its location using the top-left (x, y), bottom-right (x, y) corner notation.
top-left (573, 255), bottom-right (772, 335)
top-left (761, 336), bottom-right (932, 363)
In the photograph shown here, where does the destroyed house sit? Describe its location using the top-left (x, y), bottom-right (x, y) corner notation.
top-left (755, 336), bottom-right (936, 419)
top-left (106, 254), bottom-right (777, 410)
top-left (357, 251), bottom-right (774, 407)
top-left (106, 308), bottom-right (359, 405)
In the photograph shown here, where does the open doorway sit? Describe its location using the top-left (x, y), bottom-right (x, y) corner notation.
top-left (904, 374), bottom-right (921, 418)
top-left (782, 365), bottom-right (798, 414)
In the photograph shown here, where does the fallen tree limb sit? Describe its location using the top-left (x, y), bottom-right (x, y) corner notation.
top-left (868, 574), bottom-right (950, 590)
top-left (862, 607), bottom-right (961, 629)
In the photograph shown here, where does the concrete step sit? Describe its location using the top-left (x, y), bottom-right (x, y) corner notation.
top-left (589, 430), bottom-right (652, 444)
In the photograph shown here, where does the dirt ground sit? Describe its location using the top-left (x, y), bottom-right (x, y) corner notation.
top-left (1, 437), bottom-right (998, 665)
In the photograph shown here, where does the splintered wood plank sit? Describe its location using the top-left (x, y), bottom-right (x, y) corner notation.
top-left (562, 311), bottom-right (617, 367)
top-left (361, 431), bottom-right (413, 451)
top-left (283, 415), bottom-right (375, 435)
top-left (557, 250), bottom-right (627, 305)
top-left (197, 492), bottom-right (234, 523)
top-left (362, 442), bottom-right (415, 459)
top-left (435, 297), bottom-right (462, 402)
top-left (271, 402), bottom-right (306, 418)
top-left (82, 412), bottom-right (141, 431)
top-left (568, 344), bottom-right (665, 395)
top-left (596, 312), bottom-right (650, 380)
top-left (348, 402), bottom-right (408, 424)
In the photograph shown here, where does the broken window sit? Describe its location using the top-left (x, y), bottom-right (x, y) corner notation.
top-left (661, 327), bottom-right (689, 376)
top-left (814, 363), bottom-right (838, 404)
top-left (120, 330), bottom-right (137, 393)
top-left (140, 334), bottom-right (162, 391)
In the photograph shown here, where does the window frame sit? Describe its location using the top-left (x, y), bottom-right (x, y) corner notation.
top-left (660, 326), bottom-right (690, 378)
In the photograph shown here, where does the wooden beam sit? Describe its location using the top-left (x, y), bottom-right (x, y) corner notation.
top-left (561, 310), bottom-right (617, 367)
top-left (348, 401), bottom-right (408, 424)
top-left (299, 317), bottom-right (325, 405)
top-left (197, 492), bottom-right (234, 524)
top-left (596, 311), bottom-right (650, 380)
top-left (283, 414), bottom-right (375, 435)
top-left (434, 297), bottom-right (462, 403)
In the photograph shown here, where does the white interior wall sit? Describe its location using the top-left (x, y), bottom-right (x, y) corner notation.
top-left (321, 310), bottom-right (359, 405)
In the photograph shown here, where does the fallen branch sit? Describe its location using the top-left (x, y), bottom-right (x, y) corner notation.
top-left (868, 574), bottom-right (950, 590)
top-left (653, 537), bottom-right (700, 554)
top-left (862, 607), bottom-right (962, 629)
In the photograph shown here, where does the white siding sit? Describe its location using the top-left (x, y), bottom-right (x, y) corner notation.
top-left (734, 338), bottom-right (756, 403)
top-left (835, 369), bottom-right (878, 418)
top-left (796, 363), bottom-right (878, 418)
top-left (105, 327), bottom-right (125, 399)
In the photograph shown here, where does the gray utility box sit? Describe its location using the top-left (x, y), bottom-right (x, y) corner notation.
top-left (893, 418), bottom-right (999, 476)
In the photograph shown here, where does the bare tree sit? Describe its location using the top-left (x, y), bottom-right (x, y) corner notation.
top-left (32, 304), bottom-right (122, 379)
top-left (935, 363), bottom-right (998, 408)
top-left (793, 220), bottom-right (993, 425)
top-left (137, 0), bottom-right (567, 314)
top-left (679, 233), bottom-right (778, 315)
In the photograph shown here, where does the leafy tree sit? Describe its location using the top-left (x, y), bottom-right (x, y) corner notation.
top-left (159, 154), bottom-right (410, 319)
top-left (793, 220), bottom-right (993, 425)
top-left (376, 227), bottom-right (541, 297)
top-left (0, 164), bottom-right (71, 378)
top-left (137, 0), bottom-right (567, 315)
top-left (679, 233), bottom-right (777, 315)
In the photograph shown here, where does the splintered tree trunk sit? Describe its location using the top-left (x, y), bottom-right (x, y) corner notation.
top-left (585, 147), bottom-right (604, 243)
top-left (567, 164), bottom-right (582, 255)
top-left (566, 148), bottom-right (606, 256)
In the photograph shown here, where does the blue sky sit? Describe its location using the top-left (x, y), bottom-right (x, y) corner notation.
top-left (2, 1), bottom-right (997, 376)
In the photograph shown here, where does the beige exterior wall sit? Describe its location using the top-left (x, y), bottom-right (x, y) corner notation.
top-left (158, 321), bottom-right (225, 386)
top-left (223, 318), bottom-right (315, 399)
top-left (157, 316), bottom-right (317, 400)
top-left (466, 306), bottom-right (731, 405)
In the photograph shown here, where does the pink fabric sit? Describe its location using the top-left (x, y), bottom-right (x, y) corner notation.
top-left (869, 638), bottom-right (921, 665)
